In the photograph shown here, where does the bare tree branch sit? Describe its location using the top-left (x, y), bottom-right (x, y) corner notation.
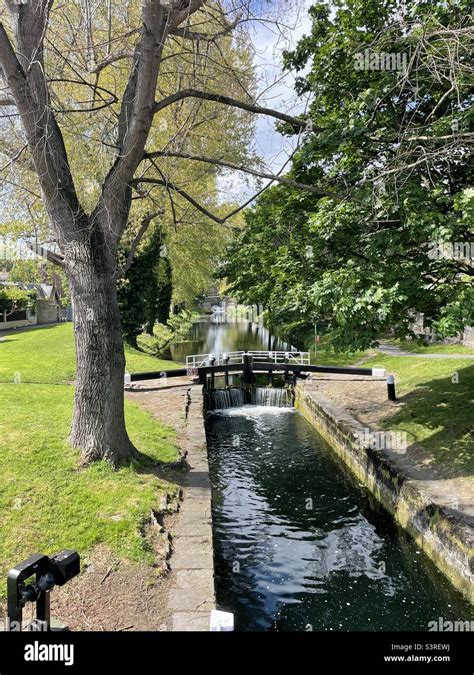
top-left (0, 12), bottom-right (84, 242)
top-left (153, 88), bottom-right (310, 128)
top-left (89, 49), bottom-right (134, 74)
top-left (171, 14), bottom-right (240, 41)
top-left (144, 149), bottom-right (328, 194)
top-left (131, 176), bottom-right (227, 224)
top-left (118, 209), bottom-right (163, 278)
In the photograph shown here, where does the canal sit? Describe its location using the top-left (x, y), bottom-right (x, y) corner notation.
top-left (181, 317), bottom-right (472, 630)
top-left (169, 316), bottom-right (291, 362)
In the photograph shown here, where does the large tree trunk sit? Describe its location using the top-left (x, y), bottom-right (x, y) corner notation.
top-left (66, 239), bottom-right (137, 466)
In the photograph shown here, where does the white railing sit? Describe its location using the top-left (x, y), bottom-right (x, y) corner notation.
top-left (186, 350), bottom-right (310, 369)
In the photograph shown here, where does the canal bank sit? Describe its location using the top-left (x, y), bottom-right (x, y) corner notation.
top-left (127, 380), bottom-right (216, 630)
top-left (294, 379), bottom-right (473, 605)
top-left (129, 317), bottom-right (472, 629)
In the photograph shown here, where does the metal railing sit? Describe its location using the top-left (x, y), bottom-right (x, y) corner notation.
top-left (185, 350), bottom-right (310, 369)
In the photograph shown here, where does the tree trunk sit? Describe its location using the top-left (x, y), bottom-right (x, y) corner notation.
top-left (66, 240), bottom-right (137, 466)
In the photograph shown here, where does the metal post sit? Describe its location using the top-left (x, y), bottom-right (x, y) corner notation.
top-left (387, 374), bottom-right (396, 401)
top-left (224, 355), bottom-right (229, 386)
top-left (243, 353), bottom-right (253, 385)
top-left (210, 356), bottom-right (215, 388)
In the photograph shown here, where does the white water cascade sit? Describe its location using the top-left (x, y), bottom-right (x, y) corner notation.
top-left (207, 387), bottom-right (292, 410)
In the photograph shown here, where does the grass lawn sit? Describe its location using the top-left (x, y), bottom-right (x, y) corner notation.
top-left (383, 337), bottom-right (474, 355)
top-left (0, 323), bottom-right (182, 384)
top-left (308, 334), bottom-right (371, 367)
top-left (0, 324), bottom-right (182, 600)
top-left (363, 354), bottom-right (474, 474)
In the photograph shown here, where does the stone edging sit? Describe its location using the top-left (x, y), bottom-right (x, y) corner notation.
top-left (167, 385), bottom-right (216, 630)
top-left (295, 382), bottom-right (473, 605)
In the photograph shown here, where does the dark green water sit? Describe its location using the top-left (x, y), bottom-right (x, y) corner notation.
top-left (206, 406), bottom-right (472, 632)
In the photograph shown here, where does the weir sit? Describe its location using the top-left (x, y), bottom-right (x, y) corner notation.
top-left (206, 386), bottom-right (292, 410)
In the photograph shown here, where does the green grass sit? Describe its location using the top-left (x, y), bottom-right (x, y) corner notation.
top-left (0, 383), bottom-right (179, 598)
top-left (0, 324), bottom-right (182, 599)
top-left (383, 338), bottom-right (474, 355)
top-left (308, 334), bottom-right (370, 367)
top-left (363, 354), bottom-right (474, 475)
top-left (0, 323), bottom-right (181, 383)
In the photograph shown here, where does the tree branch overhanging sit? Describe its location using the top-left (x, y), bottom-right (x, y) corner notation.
top-left (143, 149), bottom-right (328, 195)
top-left (153, 88), bottom-right (312, 129)
top-left (130, 176), bottom-right (227, 224)
top-left (170, 14), bottom-right (241, 41)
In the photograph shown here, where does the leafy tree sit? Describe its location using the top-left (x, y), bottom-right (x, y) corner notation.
top-left (223, 0), bottom-right (473, 350)
top-left (0, 1), bottom-right (308, 464)
top-left (117, 224), bottom-right (172, 346)
top-left (0, 285), bottom-right (35, 315)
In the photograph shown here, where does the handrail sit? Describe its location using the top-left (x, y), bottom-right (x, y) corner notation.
top-left (185, 350), bottom-right (311, 368)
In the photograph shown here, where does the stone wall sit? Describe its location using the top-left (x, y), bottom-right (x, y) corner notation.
top-left (295, 383), bottom-right (473, 605)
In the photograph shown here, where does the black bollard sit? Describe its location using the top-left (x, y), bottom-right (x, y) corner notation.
top-left (387, 374), bottom-right (396, 401)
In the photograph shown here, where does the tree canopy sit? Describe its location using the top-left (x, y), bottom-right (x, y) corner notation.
top-left (222, 0), bottom-right (473, 350)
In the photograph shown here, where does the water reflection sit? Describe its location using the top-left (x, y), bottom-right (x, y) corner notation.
top-left (170, 317), bottom-right (291, 361)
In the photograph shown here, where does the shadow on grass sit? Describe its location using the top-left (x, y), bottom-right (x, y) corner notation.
top-left (131, 449), bottom-right (189, 488)
top-left (382, 363), bottom-right (474, 478)
top-left (0, 324), bottom-right (61, 336)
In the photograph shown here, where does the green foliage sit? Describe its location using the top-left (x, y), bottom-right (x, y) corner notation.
top-left (7, 260), bottom-right (43, 283)
top-left (0, 286), bottom-right (36, 314)
top-left (136, 309), bottom-right (198, 357)
top-left (118, 225), bottom-right (172, 346)
top-left (136, 323), bottom-right (173, 357)
top-left (223, 0), bottom-right (473, 351)
top-left (166, 309), bottom-right (197, 341)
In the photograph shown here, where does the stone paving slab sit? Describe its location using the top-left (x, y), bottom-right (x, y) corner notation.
top-left (163, 385), bottom-right (216, 629)
top-left (171, 612), bottom-right (210, 632)
top-left (170, 538), bottom-right (214, 571)
top-left (173, 519), bottom-right (213, 537)
top-left (168, 586), bottom-right (214, 612)
top-left (174, 569), bottom-right (214, 589)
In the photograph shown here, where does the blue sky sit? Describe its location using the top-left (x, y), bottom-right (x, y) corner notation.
top-left (217, 0), bottom-right (313, 201)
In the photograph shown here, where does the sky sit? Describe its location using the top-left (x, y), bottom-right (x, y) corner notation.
top-left (217, 0), bottom-right (314, 201)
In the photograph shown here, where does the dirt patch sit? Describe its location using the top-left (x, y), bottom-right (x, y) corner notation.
top-left (126, 378), bottom-right (191, 445)
top-left (51, 538), bottom-right (171, 631)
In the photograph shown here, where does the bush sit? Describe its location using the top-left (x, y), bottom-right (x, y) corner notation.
top-left (137, 323), bottom-right (173, 357)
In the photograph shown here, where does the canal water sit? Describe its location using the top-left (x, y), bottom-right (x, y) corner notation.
top-left (181, 318), bottom-right (472, 631)
top-left (169, 316), bottom-right (291, 362)
top-left (206, 406), bottom-right (472, 631)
